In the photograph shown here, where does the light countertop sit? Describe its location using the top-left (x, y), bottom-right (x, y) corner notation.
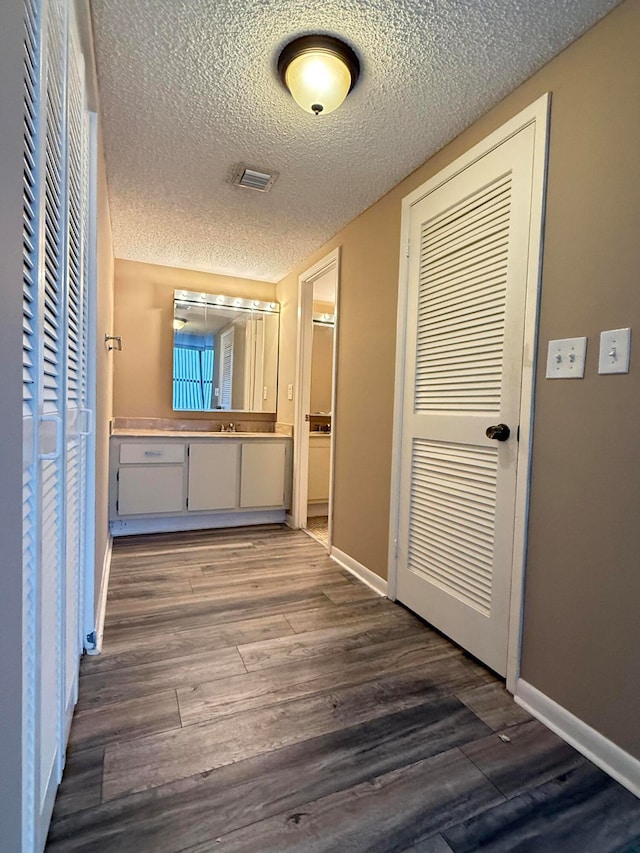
top-left (111, 429), bottom-right (289, 439)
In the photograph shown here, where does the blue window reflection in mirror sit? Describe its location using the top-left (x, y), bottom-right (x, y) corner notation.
top-left (172, 290), bottom-right (280, 413)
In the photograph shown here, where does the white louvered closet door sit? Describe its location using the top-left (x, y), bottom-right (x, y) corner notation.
top-left (63, 18), bottom-right (89, 721)
top-left (220, 327), bottom-right (234, 409)
top-left (396, 124), bottom-right (536, 675)
top-left (22, 0), bottom-right (93, 845)
top-left (22, 0), bottom-right (44, 844)
top-left (37, 0), bottom-right (68, 826)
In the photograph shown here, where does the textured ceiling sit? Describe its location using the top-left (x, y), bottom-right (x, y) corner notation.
top-left (91, 0), bottom-right (621, 283)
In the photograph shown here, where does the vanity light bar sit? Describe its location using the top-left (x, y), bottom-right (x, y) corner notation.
top-left (313, 312), bottom-right (335, 326)
top-left (175, 289), bottom-right (279, 314)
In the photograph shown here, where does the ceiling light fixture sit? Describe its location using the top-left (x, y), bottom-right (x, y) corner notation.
top-left (278, 35), bottom-right (360, 116)
top-left (173, 318), bottom-right (187, 331)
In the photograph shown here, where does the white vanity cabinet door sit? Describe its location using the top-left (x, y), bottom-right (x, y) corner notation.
top-left (118, 466), bottom-right (186, 515)
top-left (308, 437), bottom-right (331, 502)
top-left (240, 442), bottom-right (287, 508)
top-left (188, 442), bottom-right (240, 511)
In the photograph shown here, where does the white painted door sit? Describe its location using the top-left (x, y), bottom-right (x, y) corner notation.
top-left (240, 442), bottom-right (286, 508)
top-left (22, 0), bottom-right (95, 845)
top-left (21, 5), bottom-right (42, 847)
top-left (220, 327), bottom-right (234, 409)
top-left (188, 442), bottom-right (239, 510)
top-left (37, 0), bottom-right (69, 831)
top-left (396, 123), bottom-right (537, 676)
top-left (118, 466), bottom-right (186, 515)
top-left (308, 438), bottom-right (331, 502)
top-left (64, 18), bottom-right (89, 724)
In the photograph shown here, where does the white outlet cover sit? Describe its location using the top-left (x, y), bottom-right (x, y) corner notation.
top-left (598, 328), bottom-right (631, 374)
top-left (546, 337), bottom-right (587, 379)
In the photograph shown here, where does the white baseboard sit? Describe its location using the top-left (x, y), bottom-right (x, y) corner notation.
top-left (307, 502), bottom-right (329, 517)
top-left (86, 534), bottom-right (112, 655)
top-left (515, 678), bottom-right (640, 800)
top-left (109, 510), bottom-right (286, 536)
top-left (330, 546), bottom-right (388, 597)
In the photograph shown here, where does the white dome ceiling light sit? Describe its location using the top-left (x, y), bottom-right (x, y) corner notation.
top-left (278, 35), bottom-right (360, 116)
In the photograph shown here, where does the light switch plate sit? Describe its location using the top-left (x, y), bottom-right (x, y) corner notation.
top-left (546, 337), bottom-right (587, 379)
top-left (287, 383), bottom-right (294, 400)
top-left (598, 328), bottom-right (631, 374)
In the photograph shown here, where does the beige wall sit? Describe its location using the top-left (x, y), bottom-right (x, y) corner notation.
top-left (113, 259), bottom-right (276, 421)
top-left (276, 0), bottom-right (640, 759)
top-left (277, 198), bottom-right (402, 579)
top-left (517, 0), bottom-right (640, 760)
top-left (94, 130), bottom-right (114, 607)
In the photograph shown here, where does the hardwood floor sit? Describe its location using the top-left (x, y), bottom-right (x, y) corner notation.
top-left (47, 525), bottom-right (640, 852)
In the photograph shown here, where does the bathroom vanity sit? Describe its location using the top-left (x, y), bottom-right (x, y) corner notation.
top-left (109, 431), bottom-right (292, 535)
top-left (108, 286), bottom-right (293, 536)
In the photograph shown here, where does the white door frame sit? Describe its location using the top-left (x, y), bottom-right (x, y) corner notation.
top-left (292, 247), bottom-right (341, 537)
top-left (387, 94), bottom-right (550, 693)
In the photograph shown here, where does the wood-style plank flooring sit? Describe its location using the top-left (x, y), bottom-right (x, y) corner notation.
top-left (47, 525), bottom-right (640, 852)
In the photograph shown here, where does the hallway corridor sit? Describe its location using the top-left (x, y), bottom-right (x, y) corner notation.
top-left (47, 526), bottom-right (640, 851)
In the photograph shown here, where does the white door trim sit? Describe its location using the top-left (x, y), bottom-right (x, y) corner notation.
top-left (292, 247), bottom-right (341, 534)
top-left (388, 94), bottom-right (550, 693)
top-left (330, 546), bottom-right (388, 597)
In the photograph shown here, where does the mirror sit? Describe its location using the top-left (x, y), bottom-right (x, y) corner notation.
top-left (310, 313), bottom-right (335, 418)
top-left (172, 289), bottom-right (279, 412)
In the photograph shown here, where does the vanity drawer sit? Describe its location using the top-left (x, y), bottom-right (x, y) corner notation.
top-left (119, 442), bottom-right (186, 464)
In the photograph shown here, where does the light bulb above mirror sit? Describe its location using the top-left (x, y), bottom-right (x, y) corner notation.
top-left (278, 35), bottom-right (360, 116)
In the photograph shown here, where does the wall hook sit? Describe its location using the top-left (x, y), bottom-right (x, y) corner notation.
top-left (105, 334), bottom-right (123, 351)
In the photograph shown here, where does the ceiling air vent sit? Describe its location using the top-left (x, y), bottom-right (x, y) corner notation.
top-left (230, 163), bottom-right (279, 193)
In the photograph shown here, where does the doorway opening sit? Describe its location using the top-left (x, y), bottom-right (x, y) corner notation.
top-left (292, 248), bottom-right (340, 551)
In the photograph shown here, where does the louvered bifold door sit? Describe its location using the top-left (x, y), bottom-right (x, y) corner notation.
top-left (396, 124), bottom-right (536, 675)
top-left (38, 0), bottom-right (69, 833)
top-left (22, 0), bottom-right (92, 844)
top-left (22, 1), bottom-right (43, 848)
top-left (220, 328), bottom-right (234, 409)
top-left (63, 18), bottom-right (88, 720)
top-left (37, 0), bottom-right (67, 821)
